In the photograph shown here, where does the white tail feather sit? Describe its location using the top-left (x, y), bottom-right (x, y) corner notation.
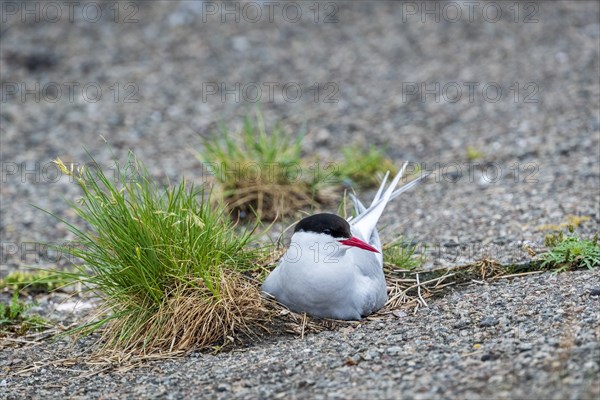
top-left (349, 166), bottom-right (429, 243)
top-left (370, 170), bottom-right (390, 208)
top-left (349, 165), bottom-right (405, 241)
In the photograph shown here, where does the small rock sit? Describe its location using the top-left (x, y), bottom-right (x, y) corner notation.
top-left (314, 128), bottom-right (331, 145)
top-left (216, 384), bottom-right (230, 392)
top-left (387, 346), bottom-right (403, 356)
top-left (365, 350), bottom-right (379, 360)
top-left (479, 317), bottom-right (499, 327)
top-left (54, 301), bottom-right (94, 312)
top-left (519, 343), bottom-right (533, 352)
top-left (453, 320), bottom-right (470, 329)
top-left (481, 353), bottom-right (499, 361)
top-left (297, 379), bottom-right (315, 388)
top-left (373, 323), bottom-right (386, 331)
top-left (589, 288), bottom-right (600, 296)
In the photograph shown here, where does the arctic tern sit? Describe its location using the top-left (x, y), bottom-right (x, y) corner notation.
top-left (261, 163), bottom-right (426, 320)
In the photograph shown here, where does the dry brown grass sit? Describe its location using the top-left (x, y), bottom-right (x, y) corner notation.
top-left (95, 272), bottom-right (275, 354)
top-left (380, 258), bottom-right (544, 313)
top-left (217, 181), bottom-right (319, 221)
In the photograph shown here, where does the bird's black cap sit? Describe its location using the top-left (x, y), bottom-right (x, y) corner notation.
top-left (294, 213), bottom-right (351, 239)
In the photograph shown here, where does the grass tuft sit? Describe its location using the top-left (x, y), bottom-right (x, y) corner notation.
top-left (335, 144), bottom-right (398, 187)
top-left (43, 151), bottom-right (272, 353)
top-left (0, 291), bottom-right (50, 335)
top-left (541, 228), bottom-right (600, 272)
top-left (197, 113), bottom-right (320, 220)
top-left (383, 240), bottom-right (424, 271)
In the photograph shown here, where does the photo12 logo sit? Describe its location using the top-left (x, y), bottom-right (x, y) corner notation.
top-left (400, 2), bottom-right (539, 23)
top-left (197, 161), bottom-right (342, 186)
top-left (201, 82), bottom-right (339, 103)
top-left (401, 82), bottom-right (540, 104)
top-left (1, 82), bottom-right (140, 104)
top-left (410, 161), bottom-right (539, 184)
top-left (200, 1), bottom-right (339, 23)
top-left (1, 242), bottom-right (76, 265)
top-left (1, 1), bottom-right (140, 24)
top-left (2, 160), bottom-right (141, 184)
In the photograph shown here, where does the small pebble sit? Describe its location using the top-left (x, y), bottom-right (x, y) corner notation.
top-left (519, 343), bottom-right (534, 352)
top-left (216, 384), bottom-right (230, 392)
top-left (589, 288), bottom-right (600, 296)
top-left (453, 320), bottom-right (470, 329)
top-left (480, 317), bottom-right (499, 327)
top-left (387, 346), bottom-right (403, 356)
top-left (481, 353), bottom-right (499, 362)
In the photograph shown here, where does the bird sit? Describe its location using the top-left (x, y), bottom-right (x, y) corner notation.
top-left (261, 163), bottom-right (426, 320)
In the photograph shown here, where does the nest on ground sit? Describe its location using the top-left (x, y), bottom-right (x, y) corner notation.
top-left (6, 257), bottom-right (553, 375)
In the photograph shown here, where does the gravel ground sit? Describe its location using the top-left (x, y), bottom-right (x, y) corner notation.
top-left (1, 0), bottom-right (599, 398)
top-left (2, 270), bottom-right (599, 399)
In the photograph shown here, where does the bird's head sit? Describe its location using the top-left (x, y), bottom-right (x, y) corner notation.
top-left (293, 213), bottom-right (379, 253)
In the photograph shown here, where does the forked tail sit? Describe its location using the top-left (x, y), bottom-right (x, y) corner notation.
top-left (349, 162), bottom-right (428, 243)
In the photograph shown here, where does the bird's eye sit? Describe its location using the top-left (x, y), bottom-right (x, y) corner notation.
top-left (323, 228), bottom-right (332, 235)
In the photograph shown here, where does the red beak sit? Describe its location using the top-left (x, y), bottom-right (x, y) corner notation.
top-left (338, 236), bottom-right (380, 253)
